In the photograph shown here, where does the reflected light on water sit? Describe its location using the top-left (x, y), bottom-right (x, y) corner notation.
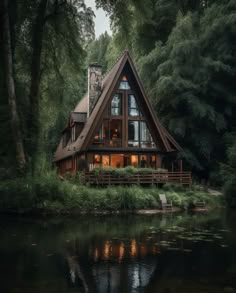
top-left (104, 240), bottom-right (110, 260)
top-left (119, 242), bottom-right (124, 262)
top-left (94, 247), bottom-right (99, 262)
top-left (131, 239), bottom-right (137, 258)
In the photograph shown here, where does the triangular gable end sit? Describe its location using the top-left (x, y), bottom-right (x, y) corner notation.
top-left (53, 50), bottom-right (181, 163)
top-left (80, 50), bottom-right (172, 152)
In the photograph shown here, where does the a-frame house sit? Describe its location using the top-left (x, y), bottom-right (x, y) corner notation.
top-left (54, 50), bottom-right (183, 176)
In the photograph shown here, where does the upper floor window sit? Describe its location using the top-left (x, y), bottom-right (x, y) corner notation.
top-left (119, 75), bottom-right (131, 90)
top-left (128, 94), bottom-right (142, 116)
top-left (111, 94), bottom-right (122, 116)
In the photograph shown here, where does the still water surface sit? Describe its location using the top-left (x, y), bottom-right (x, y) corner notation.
top-left (0, 210), bottom-right (236, 293)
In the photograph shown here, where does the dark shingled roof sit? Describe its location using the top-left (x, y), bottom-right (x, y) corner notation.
top-left (54, 50), bottom-right (182, 162)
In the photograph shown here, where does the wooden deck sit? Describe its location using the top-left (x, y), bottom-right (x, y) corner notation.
top-left (81, 171), bottom-right (192, 187)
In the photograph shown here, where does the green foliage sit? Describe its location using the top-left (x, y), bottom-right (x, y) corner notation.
top-left (86, 32), bottom-right (112, 73)
top-left (0, 173), bottom-right (222, 214)
top-left (0, 0), bottom-right (95, 175)
top-left (91, 166), bottom-right (166, 178)
top-left (221, 136), bottom-right (236, 205)
top-left (96, 0), bottom-right (236, 183)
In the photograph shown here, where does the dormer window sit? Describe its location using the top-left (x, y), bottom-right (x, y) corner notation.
top-left (119, 75), bottom-right (131, 90)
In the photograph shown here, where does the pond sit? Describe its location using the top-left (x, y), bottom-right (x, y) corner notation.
top-left (0, 210), bottom-right (236, 293)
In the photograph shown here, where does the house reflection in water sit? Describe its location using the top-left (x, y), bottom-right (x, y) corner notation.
top-left (66, 237), bottom-right (158, 292)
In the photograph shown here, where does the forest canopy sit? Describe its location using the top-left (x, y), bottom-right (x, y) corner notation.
top-left (0, 0), bottom-right (235, 189)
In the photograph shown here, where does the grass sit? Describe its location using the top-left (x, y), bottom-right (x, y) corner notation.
top-left (0, 172), bottom-right (224, 214)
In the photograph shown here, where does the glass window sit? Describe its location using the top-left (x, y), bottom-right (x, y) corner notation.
top-left (94, 127), bottom-right (102, 141)
top-left (128, 95), bottom-right (140, 116)
top-left (119, 75), bottom-right (131, 90)
top-left (140, 155), bottom-right (147, 168)
top-left (110, 120), bottom-right (122, 147)
top-left (110, 154), bottom-right (124, 168)
top-left (111, 94), bottom-right (122, 116)
top-left (101, 155), bottom-right (110, 168)
top-left (140, 121), bottom-right (151, 142)
top-left (110, 120), bottom-right (122, 139)
top-left (128, 121), bottom-right (139, 147)
top-left (149, 155), bottom-right (156, 169)
top-left (140, 121), bottom-right (156, 148)
top-left (131, 155), bottom-right (138, 167)
top-left (93, 154), bottom-right (101, 168)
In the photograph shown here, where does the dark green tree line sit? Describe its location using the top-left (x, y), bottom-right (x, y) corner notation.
top-left (97, 0), bottom-right (236, 183)
top-left (0, 0), bottom-right (95, 176)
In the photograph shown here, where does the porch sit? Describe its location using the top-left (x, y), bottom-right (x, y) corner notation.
top-left (81, 171), bottom-right (192, 187)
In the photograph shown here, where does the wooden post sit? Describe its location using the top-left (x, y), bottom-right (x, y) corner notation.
top-left (179, 159), bottom-right (183, 172)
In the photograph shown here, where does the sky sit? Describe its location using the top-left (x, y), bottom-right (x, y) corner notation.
top-left (85, 0), bottom-right (112, 38)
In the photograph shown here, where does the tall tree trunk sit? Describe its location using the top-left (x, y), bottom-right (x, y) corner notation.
top-left (28, 0), bottom-right (48, 175)
top-left (1, 0), bottom-right (26, 174)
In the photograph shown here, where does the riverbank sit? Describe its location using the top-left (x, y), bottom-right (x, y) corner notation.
top-left (0, 174), bottom-right (224, 215)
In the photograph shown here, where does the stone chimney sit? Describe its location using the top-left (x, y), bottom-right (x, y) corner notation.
top-left (88, 64), bottom-right (102, 116)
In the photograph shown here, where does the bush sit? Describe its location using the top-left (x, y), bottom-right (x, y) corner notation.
top-left (91, 166), bottom-right (167, 178)
top-left (0, 173), bottom-right (223, 214)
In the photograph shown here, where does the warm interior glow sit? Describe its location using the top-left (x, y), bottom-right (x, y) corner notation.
top-left (131, 239), bottom-right (137, 257)
top-left (104, 241), bottom-right (110, 260)
top-left (119, 242), bottom-right (125, 262)
top-left (110, 154), bottom-right (124, 168)
top-left (94, 247), bottom-right (99, 262)
top-left (102, 155), bottom-right (109, 167)
top-left (131, 155), bottom-right (138, 167)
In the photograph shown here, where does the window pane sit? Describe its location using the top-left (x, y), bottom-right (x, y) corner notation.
top-left (149, 155), bottom-right (156, 168)
top-left (131, 155), bottom-right (138, 167)
top-left (119, 81), bottom-right (131, 90)
top-left (111, 154), bottom-right (124, 168)
top-left (140, 155), bottom-right (147, 168)
top-left (140, 121), bottom-right (151, 142)
top-left (140, 121), bottom-right (156, 148)
top-left (111, 94), bottom-right (122, 115)
top-left (93, 154), bottom-right (101, 168)
top-left (119, 75), bottom-right (131, 90)
top-left (110, 120), bottom-right (122, 139)
top-left (128, 121), bottom-right (139, 147)
top-left (128, 121), bottom-right (139, 140)
top-left (94, 127), bottom-right (102, 140)
top-left (110, 120), bottom-right (122, 147)
top-left (128, 95), bottom-right (139, 116)
top-left (101, 155), bottom-right (110, 168)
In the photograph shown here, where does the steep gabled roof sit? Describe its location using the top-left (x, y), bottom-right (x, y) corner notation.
top-left (54, 50), bottom-right (182, 162)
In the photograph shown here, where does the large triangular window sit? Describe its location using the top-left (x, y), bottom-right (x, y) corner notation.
top-left (119, 75), bottom-right (131, 90)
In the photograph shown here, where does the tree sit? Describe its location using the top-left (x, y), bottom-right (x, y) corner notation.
top-left (87, 32), bottom-right (111, 73)
top-left (0, 0), bottom-right (26, 173)
top-left (138, 1), bottom-right (236, 179)
top-left (0, 0), bottom-right (95, 175)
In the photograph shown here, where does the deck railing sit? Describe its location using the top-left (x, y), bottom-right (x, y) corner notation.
top-left (81, 171), bottom-right (192, 186)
